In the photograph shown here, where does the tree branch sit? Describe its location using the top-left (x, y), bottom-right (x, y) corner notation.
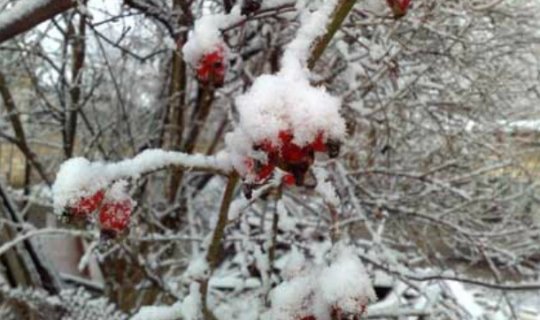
top-left (308, 0), bottom-right (356, 70)
top-left (0, 0), bottom-right (75, 43)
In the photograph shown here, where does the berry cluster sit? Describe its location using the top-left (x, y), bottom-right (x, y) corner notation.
top-left (66, 183), bottom-right (133, 237)
top-left (196, 45), bottom-right (227, 87)
top-left (386, 0), bottom-right (411, 18)
top-left (242, 130), bottom-right (340, 198)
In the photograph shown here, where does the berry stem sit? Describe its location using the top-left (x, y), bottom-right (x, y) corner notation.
top-left (201, 172), bottom-right (239, 320)
top-left (308, 0), bottom-right (357, 70)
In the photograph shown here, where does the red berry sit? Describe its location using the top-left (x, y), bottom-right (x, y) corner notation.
top-left (298, 316), bottom-right (316, 320)
top-left (99, 199), bottom-right (132, 233)
top-left (282, 173), bottom-right (296, 186)
top-left (278, 130), bottom-right (294, 144)
top-left (255, 139), bottom-right (276, 154)
top-left (196, 46), bottom-right (227, 87)
top-left (71, 190), bottom-right (105, 216)
top-left (281, 142), bottom-right (307, 163)
top-left (244, 155), bottom-right (276, 183)
top-left (311, 132), bottom-right (327, 152)
top-left (386, 0), bottom-right (411, 18)
top-left (255, 162), bottom-right (275, 182)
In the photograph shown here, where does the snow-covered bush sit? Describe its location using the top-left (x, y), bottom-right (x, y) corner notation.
top-left (1, 0), bottom-right (540, 319)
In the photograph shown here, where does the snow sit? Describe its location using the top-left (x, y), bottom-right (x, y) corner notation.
top-left (0, 0), bottom-right (53, 32)
top-left (225, 73), bottom-right (345, 178)
top-left (319, 246), bottom-right (376, 313)
top-left (271, 273), bottom-right (317, 319)
top-left (223, 0), bottom-right (346, 181)
top-left (271, 245), bottom-right (376, 319)
top-left (131, 283), bottom-right (201, 320)
top-left (52, 149), bottom-right (231, 214)
top-left (183, 255), bottom-right (210, 281)
top-left (182, 5), bottom-right (241, 67)
top-left (131, 302), bottom-right (182, 320)
top-left (280, 0), bottom-right (338, 78)
top-left (313, 167), bottom-right (340, 207)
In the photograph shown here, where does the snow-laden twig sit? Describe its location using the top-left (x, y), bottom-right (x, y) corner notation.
top-left (53, 149), bottom-right (232, 213)
top-left (0, 228), bottom-right (94, 257)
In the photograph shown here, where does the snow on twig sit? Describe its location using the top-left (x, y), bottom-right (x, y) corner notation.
top-left (53, 149), bottom-right (231, 214)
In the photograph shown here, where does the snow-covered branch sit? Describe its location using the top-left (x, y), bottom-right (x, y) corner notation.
top-left (0, 0), bottom-right (75, 43)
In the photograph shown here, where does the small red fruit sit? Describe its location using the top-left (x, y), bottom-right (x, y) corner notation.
top-left (298, 316), bottom-right (316, 320)
top-left (255, 161), bottom-right (275, 182)
top-left (196, 46), bottom-right (227, 87)
top-left (386, 0), bottom-right (411, 18)
top-left (99, 199), bottom-right (132, 233)
top-left (311, 132), bottom-right (327, 152)
top-left (282, 173), bottom-right (296, 186)
top-left (71, 190), bottom-right (105, 216)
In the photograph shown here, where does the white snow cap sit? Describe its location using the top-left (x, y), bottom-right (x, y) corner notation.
top-left (182, 6), bottom-right (241, 66)
top-left (131, 282), bottom-right (201, 320)
top-left (271, 245), bottom-right (376, 319)
top-left (319, 245), bottom-right (377, 313)
top-left (105, 180), bottom-right (132, 203)
top-left (224, 0), bottom-right (346, 176)
top-left (52, 157), bottom-right (108, 215)
top-left (225, 73), bottom-right (346, 175)
top-left (52, 150), bottom-right (231, 214)
top-left (271, 274), bottom-right (318, 319)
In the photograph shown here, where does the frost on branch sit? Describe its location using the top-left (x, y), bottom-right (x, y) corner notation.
top-left (271, 245), bottom-right (376, 320)
top-left (0, 286), bottom-right (126, 320)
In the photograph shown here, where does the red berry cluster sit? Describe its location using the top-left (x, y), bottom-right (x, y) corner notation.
top-left (98, 199), bottom-right (132, 235)
top-left (68, 188), bottom-right (133, 237)
top-left (386, 0), bottom-right (411, 18)
top-left (242, 130), bottom-right (340, 198)
top-left (70, 190), bottom-right (105, 217)
top-left (196, 46), bottom-right (227, 87)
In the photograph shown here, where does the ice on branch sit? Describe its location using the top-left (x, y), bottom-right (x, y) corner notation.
top-left (53, 149), bottom-right (231, 214)
top-left (271, 245), bottom-right (376, 319)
